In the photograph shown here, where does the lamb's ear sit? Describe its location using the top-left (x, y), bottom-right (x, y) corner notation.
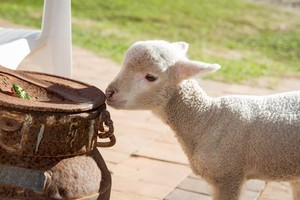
top-left (172, 42), bottom-right (189, 54)
top-left (172, 60), bottom-right (221, 81)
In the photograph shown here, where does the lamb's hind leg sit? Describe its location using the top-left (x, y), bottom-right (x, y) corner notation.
top-left (290, 180), bottom-right (300, 200)
top-left (211, 178), bottom-right (243, 200)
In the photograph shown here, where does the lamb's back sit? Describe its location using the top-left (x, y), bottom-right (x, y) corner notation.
top-left (215, 90), bottom-right (300, 124)
top-left (213, 91), bottom-right (300, 180)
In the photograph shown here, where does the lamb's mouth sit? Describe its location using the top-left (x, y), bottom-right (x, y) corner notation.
top-left (106, 99), bottom-right (127, 108)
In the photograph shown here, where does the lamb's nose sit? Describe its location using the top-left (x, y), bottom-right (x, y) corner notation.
top-left (105, 88), bottom-right (115, 98)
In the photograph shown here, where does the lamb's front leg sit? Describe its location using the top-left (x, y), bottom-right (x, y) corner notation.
top-left (211, 178), bottom-right (243, 200)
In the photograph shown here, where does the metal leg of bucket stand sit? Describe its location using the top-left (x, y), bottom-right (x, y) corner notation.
top-left (93, 148), bottom-right (112, 200)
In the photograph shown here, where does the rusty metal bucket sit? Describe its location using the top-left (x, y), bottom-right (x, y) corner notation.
top-left (0, 66), bottom-right (115, 199)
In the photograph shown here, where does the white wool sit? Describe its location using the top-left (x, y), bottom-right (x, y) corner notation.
top-left (106, 40), bottom-right (300, 200)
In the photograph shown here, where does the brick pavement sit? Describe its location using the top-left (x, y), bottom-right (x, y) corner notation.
top-left (2, 19), bottom-right (300, 200)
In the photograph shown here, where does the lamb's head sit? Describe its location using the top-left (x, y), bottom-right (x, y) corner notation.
top-left (106, 40), bottom-right (221, 110)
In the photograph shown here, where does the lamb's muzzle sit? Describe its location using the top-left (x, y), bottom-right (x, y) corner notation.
top-left (105, 88), bottom-right (115, 98)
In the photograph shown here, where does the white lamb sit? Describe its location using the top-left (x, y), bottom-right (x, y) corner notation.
top-left (105, 40), bottom-right (300, 200)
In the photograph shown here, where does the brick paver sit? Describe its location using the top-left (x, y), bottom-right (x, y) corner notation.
top-left (165, 174), bottom-right (266, 200)
top-left (3, 19), bottom-right (300, 200)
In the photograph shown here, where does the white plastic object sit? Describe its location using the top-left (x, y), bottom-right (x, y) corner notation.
top-left (0, 0), bottom-right (72, 78)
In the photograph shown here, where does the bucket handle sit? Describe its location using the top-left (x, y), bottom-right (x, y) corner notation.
top-left (96, 110), bottom-right (116, 148)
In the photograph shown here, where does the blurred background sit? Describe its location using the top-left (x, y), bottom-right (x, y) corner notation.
top-left (0, 0), bottom-right (299, 85)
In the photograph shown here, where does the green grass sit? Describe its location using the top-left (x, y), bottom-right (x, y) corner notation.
top-left (0, 0), bottom-right (299, 83)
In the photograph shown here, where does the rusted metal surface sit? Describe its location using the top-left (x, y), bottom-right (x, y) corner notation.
top-left (0, 66), bottom-right (114, 199)
top-left (0, 148), bottom-right (111, 200)
top-left (0, 106), bottom-right (112, 157)
top-left (97, 110), bottom-right (116, 148)
top-left (0, 66), bottom-right (116, 157)
top-left (0, 66), bottom-right (106, 112)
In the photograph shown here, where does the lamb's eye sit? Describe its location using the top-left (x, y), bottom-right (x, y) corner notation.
top-left (145, 74), bottom-right (158, 82)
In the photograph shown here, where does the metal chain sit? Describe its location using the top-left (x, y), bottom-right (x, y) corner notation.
top-left (96, 110), bottom-right (116, 147)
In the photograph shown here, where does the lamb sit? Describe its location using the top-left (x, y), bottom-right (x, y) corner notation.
top-left (105, 40), bottom-right (300, 200)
